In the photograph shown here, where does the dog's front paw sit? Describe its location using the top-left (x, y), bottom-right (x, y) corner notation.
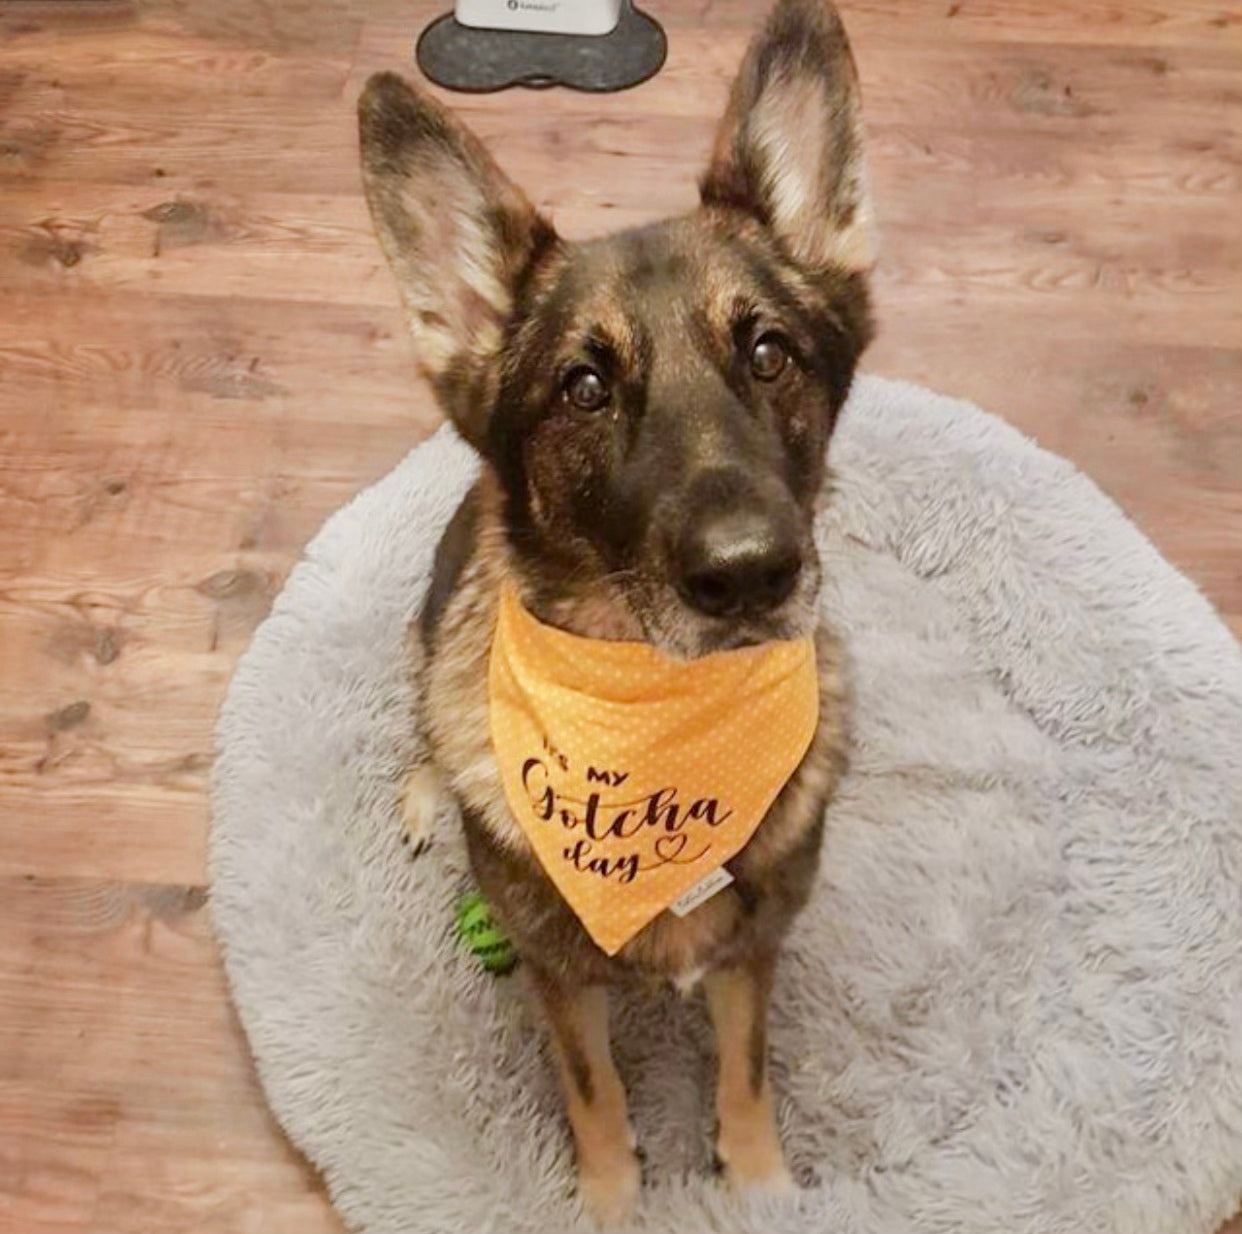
top-left (714, 1114), bottom-right (793, 1195)
top-left (400, 761), bottom-right (444, 858)
top-left (579, 1147), bottom-right (641, 1228)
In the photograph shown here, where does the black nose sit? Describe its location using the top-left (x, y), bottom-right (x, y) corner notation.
top-left (676, 509), bottom-right (803, 619)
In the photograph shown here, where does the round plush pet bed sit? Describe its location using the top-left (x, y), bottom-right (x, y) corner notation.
top-left (210, 375), bottom-right (1242, 1234)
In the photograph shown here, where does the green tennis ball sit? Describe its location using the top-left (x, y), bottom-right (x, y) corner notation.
top-left (456, 891), bottom-right (517, 975)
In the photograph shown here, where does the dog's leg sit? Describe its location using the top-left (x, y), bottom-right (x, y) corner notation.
top-left (535, 976), bottom-right (639, 1227)
top-left (400, 760), bottom-right (444, 858)
top-left (705, 959), bottom-right (793, 1193)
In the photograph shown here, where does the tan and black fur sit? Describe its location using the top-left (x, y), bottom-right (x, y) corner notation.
top-left (358, 1), bottom-right (874, 1223)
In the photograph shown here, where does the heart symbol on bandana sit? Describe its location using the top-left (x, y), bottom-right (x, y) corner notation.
top-left (654, 834), bottom-right (689, 863)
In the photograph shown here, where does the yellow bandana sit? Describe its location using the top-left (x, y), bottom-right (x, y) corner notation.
top-left (488, 585), bottom-right (819, 956)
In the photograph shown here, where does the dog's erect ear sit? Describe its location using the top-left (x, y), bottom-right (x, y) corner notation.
top-left (700, 0), bottom-right (874, 274)
top-left (358, 72), bottom-right (556, 450)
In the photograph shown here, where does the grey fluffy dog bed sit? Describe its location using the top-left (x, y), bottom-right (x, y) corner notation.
top-left (211, 375), bottom-right (1242, 1234)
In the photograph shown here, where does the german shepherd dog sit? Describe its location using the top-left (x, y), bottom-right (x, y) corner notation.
top-left (358, 0), bottom-right (873, 1222)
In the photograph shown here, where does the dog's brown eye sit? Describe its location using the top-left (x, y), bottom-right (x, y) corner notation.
top-left (749, 333), bottom-right (789, 382)
top-left (564, 367), bottom-right (609, 412)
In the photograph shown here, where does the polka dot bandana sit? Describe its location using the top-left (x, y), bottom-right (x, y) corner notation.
top-left (488, 584), bottom-right (819, 956)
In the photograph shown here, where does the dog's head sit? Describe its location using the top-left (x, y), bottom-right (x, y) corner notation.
top-left (359, 0), bottom-right (874, 657)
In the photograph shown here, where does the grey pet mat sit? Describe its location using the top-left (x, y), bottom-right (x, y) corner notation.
top-left (416, 2), bottom-right (666, 92)
top-left (211, 376), bottom-right (1242, 1234)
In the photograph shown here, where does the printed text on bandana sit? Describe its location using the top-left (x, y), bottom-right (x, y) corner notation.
top-left (522, 741), bottom-right (735, 887)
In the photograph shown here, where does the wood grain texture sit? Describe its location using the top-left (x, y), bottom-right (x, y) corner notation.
top-left (1, 0), bottom-right (1239, 1229)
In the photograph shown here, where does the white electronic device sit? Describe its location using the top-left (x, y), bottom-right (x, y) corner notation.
top-left (417, 0), bottom-right (664, 93)
top-left (454, 0), bottom-right (622, 37)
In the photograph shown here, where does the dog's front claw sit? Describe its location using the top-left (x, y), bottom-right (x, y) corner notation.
top-left (579, 1148), bottom-right (641, 1228)
top-left (400, 761), bottom-right (444, 858)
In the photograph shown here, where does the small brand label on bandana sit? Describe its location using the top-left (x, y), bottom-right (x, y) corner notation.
top-left (669, 866), bottom-right (735, 918)
top-left (488, 585), bottom-right (819, 956)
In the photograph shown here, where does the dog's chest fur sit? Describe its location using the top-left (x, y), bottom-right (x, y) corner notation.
top-left (418, 476), bottom-right (847, 983)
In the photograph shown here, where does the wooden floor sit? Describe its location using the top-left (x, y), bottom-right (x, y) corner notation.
top-left (1, 0), bottom-right (1239, 1229)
